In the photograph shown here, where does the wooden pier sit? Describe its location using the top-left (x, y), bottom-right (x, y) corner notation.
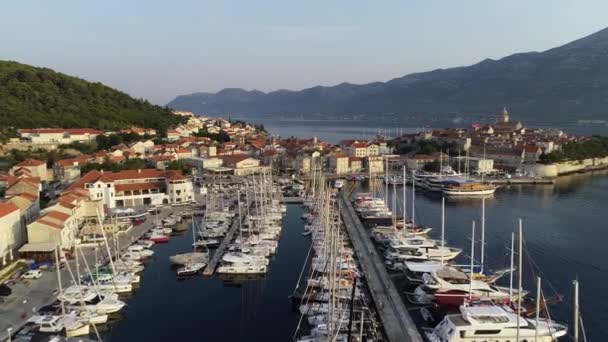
top-left (202, 212), bottom-right (244, 276)
top-left (339, 193), bottom-right (423, 342)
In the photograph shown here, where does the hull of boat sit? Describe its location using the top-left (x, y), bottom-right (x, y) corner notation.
top-left (66, 324), bottom-right (91, 337)
top-left (150, 236), bottom-right (170, 243)
top-left (442, 188), bottom-right (496, 196)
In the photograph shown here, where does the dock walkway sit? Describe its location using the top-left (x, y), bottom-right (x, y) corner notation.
top-left (339, 193), bottom-right (423, 342)
top-left (202, 209), bottom-right (245, 276)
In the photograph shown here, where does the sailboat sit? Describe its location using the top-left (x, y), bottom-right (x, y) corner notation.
top-left (29, 247), bottom-right (91, 337)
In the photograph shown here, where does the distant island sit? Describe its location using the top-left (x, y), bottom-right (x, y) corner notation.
top-left (0, 60), bottom-right (185, 139)
top-left (169, 27), bottom-right (608, 123)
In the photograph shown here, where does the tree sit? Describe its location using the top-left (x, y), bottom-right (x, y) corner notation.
top-left (165, 160), bottom-right (192, 175)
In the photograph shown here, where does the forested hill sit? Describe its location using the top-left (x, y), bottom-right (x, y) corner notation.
top-left (0, 60), bottom-right (184, 132)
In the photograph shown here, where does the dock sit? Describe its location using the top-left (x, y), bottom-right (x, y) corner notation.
top-left (202, 210), bottom-right (244, 276)
top-left (281, 196), bottom-right (304, 203)
top-left (339, 193), bottom-right (423, 342)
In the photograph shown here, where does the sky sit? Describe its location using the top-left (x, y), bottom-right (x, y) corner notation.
top-left (2, 0), bottom-right (608, 105)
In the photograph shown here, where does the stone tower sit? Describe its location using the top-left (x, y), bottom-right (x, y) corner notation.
top-left (500, 107), bottom-right (509, 123)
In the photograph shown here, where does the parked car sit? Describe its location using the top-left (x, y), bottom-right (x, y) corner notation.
top-left (22, 269), bottom-right (42, 279)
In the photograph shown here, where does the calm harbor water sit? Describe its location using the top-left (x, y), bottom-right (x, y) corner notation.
top-left (104, 204), bottom-right (309, 341)
top-left (102, 171), bottom-right (608, 341)
top-left (373, 170), bottom-right (608, 341)
top-left (101, 118), bottom-right (608, 341)
top-left (231, 114), bottom-right (608, 144)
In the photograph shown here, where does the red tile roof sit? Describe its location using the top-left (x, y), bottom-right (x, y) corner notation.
top-left (19, 192), bottom-right (39, 201)
top-left (45, 211), bottom-right (71, 222)
top-left (0, 202), bottom-right (19, 218)
top-left (16, 159), bottom-right (46, 167)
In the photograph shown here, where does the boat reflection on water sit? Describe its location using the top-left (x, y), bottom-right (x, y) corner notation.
top-left (218, 273), bottom-right (267, 286)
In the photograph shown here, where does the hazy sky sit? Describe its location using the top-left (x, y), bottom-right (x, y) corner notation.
top-left (2, 1), bottom-right (608, 105)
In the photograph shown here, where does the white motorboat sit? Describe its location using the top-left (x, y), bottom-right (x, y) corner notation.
top-left (423, 304), bottom-right (567, 341)
top-left (29, 313), bottom-right (90, 337)
top-left (177, 262), bottom-right (206, 276)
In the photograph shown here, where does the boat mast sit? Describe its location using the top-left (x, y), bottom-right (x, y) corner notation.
top-left (411, 170), bottom-right (416, 229)
top-left (509, 232), bottom-right (515, 302)
top-left (55, 245), bottom-right (66, 317)
top-left (392, 179), bottom-right (397, 229)
top-left (535, 276), bottom-right (541, 342)
top-left (441, 196), bottom-right (445, 265)
top-left (75, 244), bottom-right (80, 281)
top-left (384, 157), bottom-right (388, 205)
top-left (402, 165), bottom-right (407, 223)
top-left (516, 219), bottom-right (523, 341)
top-left (468, 220), bottom-right (475, 301)
top-left (480, 197), bottom-right (486, 275)
top-left (237, 189), bottom-right (242, 244)
top-left (574, 279), bottom-right (580, 342)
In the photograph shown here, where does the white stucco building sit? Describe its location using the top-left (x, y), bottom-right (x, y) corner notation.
top-left (68, 169), bottom-right (194, 209)
top-left (0, 203), bottom-right (21, 265)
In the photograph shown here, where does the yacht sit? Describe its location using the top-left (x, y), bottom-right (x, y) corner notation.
top-left (411, 268), bottom-right (526, 307)
top-left (177, 262), bottom-right (206, 276)
top-left (29, 314), bottom-right (90, 337)
top-left (442, 180), bottom-right (498, 196)
top-left (424, 304), bottom-right (567, 341)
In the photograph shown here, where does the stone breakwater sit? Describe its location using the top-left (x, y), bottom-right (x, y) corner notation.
top-left (525, 156), bottom-right (608, 178)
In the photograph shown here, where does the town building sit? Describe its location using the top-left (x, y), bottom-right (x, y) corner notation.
top-left (68, 169), bottom-right (194, 209)
top-left (18, 128), bottom-right (103, 145)
top-left (349, 157), bottom-right (363, 172)
top-left (10, 159), bottom-right (50, 182)
top-left (329, 155), bottom-right (350, 175)
top-left (219, 155), bottom-right (264, 176)
top-left (366, 155), bottom-right (384, 174)
top-left (26, 210), bottom-right (79, 253)
top-left (0, 202), bottom-right (21, 265)
top-left (406, 154), bottom-right (436, 170)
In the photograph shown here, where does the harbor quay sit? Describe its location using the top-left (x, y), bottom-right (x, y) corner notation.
top-left (0, 206), bottom-right (176, 341)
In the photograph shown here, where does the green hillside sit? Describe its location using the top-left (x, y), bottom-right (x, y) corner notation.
top-left (0, 60), bottom-right (185, 133)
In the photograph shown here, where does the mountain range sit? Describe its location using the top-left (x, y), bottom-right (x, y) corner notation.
top-left (168, 27), bottom-right (608, 122)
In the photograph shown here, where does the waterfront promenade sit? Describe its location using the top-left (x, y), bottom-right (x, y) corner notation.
top-left (339, 192), bottom-right (423, 342)
top-left (0, 207), bottom-right (173, 341)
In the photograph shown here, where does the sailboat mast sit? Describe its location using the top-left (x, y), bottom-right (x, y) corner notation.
top-left (469, 220), bottom-right (475, 301)
top-left (574, 279), bottom-right (580, 342)
top-left (237, 189), bottom-right (242, 242)
top-left (75, 244), bottom-right (80, 281)
top-left (480, 197), bottom-right (486, 275)
top-left (411, 170), bottom-right (415, 229)
top-left (392, 180), bottom-right (397, 229)
top-left (402, 166), bottom-right (407, 223)
top-left (509, 232), bottom-right (515, 302)
top-left (535, 276), bottom-right (541, 342)
top-left (55, 245), bottom-right (66, 317)
top-left (441, 196), bottom-right (445, 265)
top-left (516, 219), bottom-right (523, 341)
top-left (384, 157), bottom-right (388, 205)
